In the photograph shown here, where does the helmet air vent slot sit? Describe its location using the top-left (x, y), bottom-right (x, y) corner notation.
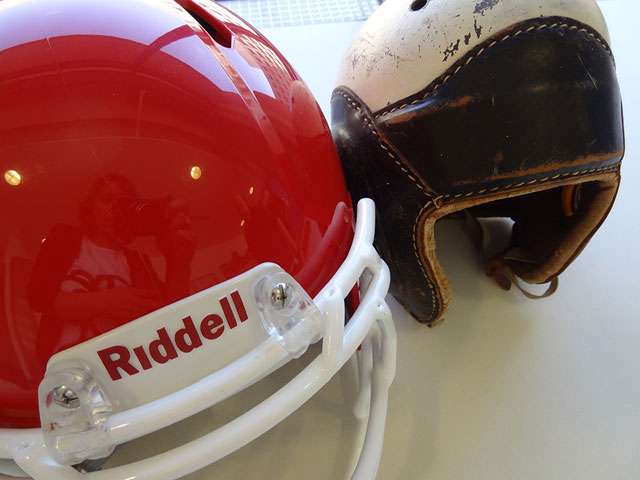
top-left (181, 2), bottom-right (233, 48)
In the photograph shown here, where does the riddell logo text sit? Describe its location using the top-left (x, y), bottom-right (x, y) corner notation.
top-left (97, 290), bottom-right (248, 381)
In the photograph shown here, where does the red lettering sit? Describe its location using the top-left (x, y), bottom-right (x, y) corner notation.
top-left (97, 290), bottom-right (251, 380)
top-left (149, 328), bottom-right (178, 364)
top-left (98, 346), bottom-right (138, 381)
top-left (220, 296), bottom-right (237, 328)
top-left (200, 314), bottom-right (224, 339)
top-left (133, 346), bottom-right (152, 370)
top-left (175, 316), bottom-right (203, 353)
top-left (231, 290), bottom-right (248, 323)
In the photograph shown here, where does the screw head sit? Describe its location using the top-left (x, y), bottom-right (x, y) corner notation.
top-left (52, 385), bottom-right (80, 409)
top-left (270, 282), bottom-right (292, 310)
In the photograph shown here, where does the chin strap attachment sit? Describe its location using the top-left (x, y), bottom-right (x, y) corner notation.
top-left (486, 256), bottom-right (559, 299)
top-left (464, 211), bottom-right (559, 299)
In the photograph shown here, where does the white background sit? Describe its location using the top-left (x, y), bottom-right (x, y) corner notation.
top-left (110, 1), bottom-right (640, 478)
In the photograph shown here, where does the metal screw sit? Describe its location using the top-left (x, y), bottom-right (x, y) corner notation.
top-left (52, 385), bottom-right (80, 409)
top-left (270, 282), bottom-right (292, 310)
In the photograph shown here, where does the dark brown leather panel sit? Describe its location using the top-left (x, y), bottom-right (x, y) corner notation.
top-left (375, 17), bottom-right (624, 196)
top-left (467, 173), bottom-right (620, 284)
top-left (332, 17), bottom-right (625, 325)
top-left (331, 88), bottom-right (444, 324)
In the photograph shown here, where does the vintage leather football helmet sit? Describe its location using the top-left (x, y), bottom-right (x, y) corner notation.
top-left (332, 0), bottom-right (624, 325)
top-left (0, 0), bottom-right (396, 478)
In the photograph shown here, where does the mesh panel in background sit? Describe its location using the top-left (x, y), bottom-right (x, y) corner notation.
top-left (219, 0), bottom-right (380, 28)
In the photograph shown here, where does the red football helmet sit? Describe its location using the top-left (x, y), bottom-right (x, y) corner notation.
top-left (0, 0), bottom-right (395, 478)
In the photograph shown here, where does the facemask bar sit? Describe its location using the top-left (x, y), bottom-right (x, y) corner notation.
top-left (0, 199), bottom-right (396, 480)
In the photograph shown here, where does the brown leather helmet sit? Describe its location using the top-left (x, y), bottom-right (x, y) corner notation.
top-left (331, 0), bottom-right (624, 325)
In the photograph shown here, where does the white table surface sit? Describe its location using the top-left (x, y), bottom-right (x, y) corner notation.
top-left (110, 1), bottom-right (640, 478)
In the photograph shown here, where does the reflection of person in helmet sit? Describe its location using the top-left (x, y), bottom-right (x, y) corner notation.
top-left (27, 174), bottom-right (196, 355)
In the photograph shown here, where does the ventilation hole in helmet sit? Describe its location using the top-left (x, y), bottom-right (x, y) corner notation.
top-left (410, 0), bottom-right (428, 11)
top-left (185, 9), bottom-right (232, 48)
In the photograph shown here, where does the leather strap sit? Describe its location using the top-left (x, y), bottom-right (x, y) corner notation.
top-left (464, 211), bottom-right (559, 299)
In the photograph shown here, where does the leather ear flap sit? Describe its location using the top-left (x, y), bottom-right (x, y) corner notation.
top-left (468, 174), bottom-right (621, 288)
top-left (377, 195), bottom-right (448, 326)
top-left (331, 88), bottom-right (447, 325)
top-left (504, 174), bottom-right (621, 285)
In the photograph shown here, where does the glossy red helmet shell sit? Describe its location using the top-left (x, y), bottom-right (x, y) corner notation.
top-left (0, 0), bottom-right (352, 427)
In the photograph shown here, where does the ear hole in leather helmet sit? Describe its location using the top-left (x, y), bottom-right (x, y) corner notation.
top-left (464, 178), bottom-right (618, 284)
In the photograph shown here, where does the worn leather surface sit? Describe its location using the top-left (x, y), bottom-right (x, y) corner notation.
top-left (332, 16), bottom-right (624, 325)
top-left (375, 17), bottom-right (624, 196)
top-left (332, 89), bottom-right (444, 323)
top-left (336, 0), bottom-right (610, 112)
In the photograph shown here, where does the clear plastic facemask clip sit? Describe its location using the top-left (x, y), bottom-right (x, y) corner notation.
top-left (38, 366), bottom-right (115, 465)
top-left (254, 268), bottom-right (324, 359)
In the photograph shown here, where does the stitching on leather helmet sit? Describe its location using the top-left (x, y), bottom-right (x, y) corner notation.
top-left (333, 88), bottom-right (439, 320)
top-left (333, 90), bottom-right (434, 200)
top-left (416, 165), bottom-right (618, 321)
top-left (442, 165), bottom-right (621, 200)
top-left (375, 20), bottom-right (612, 119)
top-left (334, 89), bottom-right (619, 323)
top-left (408, 164), bottom-right (619, 322)
top-left (412, 201), bottom-right (439, 319)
